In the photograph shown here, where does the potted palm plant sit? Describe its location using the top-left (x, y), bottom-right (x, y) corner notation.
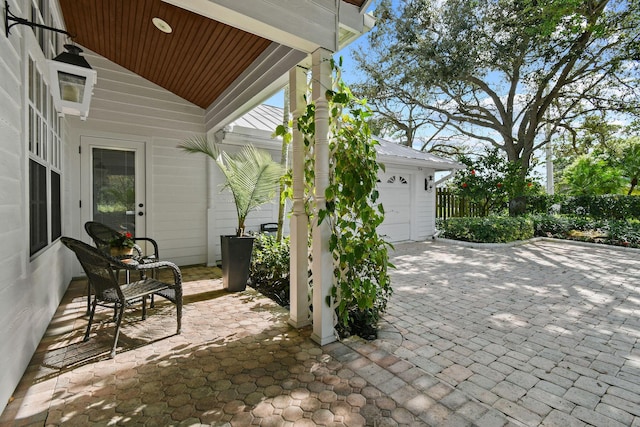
top-left (179, 137), bottom-right (285, 291)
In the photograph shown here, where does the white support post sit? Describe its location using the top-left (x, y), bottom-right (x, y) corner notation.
top-left (289, 65), bottom-right (311, 329)
top-left (310, 48), bottom-right (336, 345)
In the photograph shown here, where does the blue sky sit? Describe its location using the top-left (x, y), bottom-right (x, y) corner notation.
top-left (264, 7), bottom-right (374, 108)
top-left (264, 40), bottom-right (369, 107)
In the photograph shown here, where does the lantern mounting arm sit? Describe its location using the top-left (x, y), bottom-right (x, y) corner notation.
top-left (4, 0), bottom-right (74, 38)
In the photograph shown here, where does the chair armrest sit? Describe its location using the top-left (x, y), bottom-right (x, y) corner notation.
top-left (137, 260), bottom-right (182, 286)
top-left (133, 237), bottom-right (159, 258)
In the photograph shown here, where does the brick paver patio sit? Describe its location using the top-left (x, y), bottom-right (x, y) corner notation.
top-left (372, 239), bottom-right (640, 427)
top-left (1, 239), bottom-right (638, 426)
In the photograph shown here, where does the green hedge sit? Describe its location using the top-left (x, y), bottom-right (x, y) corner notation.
top-left (532, 214), bottom-right (640, 248)
top-left (437, 216), bottom-right (534, 243)
top-left (438, 214), bottom-right (640, 248)
top-left (526, 195), bottom-right (640, 219)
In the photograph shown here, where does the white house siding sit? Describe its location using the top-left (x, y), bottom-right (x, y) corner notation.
top-left (411, 168), bottom-right (437, 241)
top-left (65, 50), bottom-right (208, 267)
top-left (0, 4), bottom-right (72, 414)
top-left (150, 141), bottom-right (207, 266)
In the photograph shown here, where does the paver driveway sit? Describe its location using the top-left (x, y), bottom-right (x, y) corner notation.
top-left (373, 239), bottom-right (640, 426)
top-left (1, 239), bottom-right (638, 426)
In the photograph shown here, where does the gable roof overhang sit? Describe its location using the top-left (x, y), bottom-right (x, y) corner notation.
top-left (58, 0), bottom-right (373, 131)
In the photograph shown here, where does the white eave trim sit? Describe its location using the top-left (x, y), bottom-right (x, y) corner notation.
top-left (378, 154), bottom-right (466, 171)
top-left (162, 0), bottom-right (372, 53)
top-left (359, 0), bottom-right (374, 14)
top-left (204, 43), bottom-right (307, 132)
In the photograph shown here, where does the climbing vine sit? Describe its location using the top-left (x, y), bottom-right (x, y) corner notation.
top-left (294, 59), bottom-right (394, 338)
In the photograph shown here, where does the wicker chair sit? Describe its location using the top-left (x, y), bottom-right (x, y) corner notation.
top-left (84, 221), bottom-right (161, 313)
top-left (61, 237), bottom-right (182, 358)
top-left (84, 221), bottom-right (159, 263)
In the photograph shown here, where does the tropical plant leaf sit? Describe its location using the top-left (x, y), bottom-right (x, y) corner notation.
top-left (178, 137), bottom-right (285, 235)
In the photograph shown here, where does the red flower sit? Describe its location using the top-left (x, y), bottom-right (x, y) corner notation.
top-left (462, 182), bottom-right (468, 188)
top-left (497, 183), bottom-right (502, 188)
top-left (527, 182), bottom-right (532, 187)
top-left (470, 170), bottom-right (476, 175)
top-left (110, 231), bottom-right (135, 248)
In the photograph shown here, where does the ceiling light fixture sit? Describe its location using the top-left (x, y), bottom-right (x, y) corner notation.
top-left (4, 0), bottom-right (96, 120)
top-left (152, 17), bottom-right (172, 34)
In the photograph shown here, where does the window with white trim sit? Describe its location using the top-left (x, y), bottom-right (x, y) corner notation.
top-left (27, 1), bottom-right (63, 256)
top-left (31, 0), bottom-right (61, 59)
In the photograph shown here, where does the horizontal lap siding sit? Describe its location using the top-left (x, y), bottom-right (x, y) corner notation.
top-left (0, 28), bottom-right (27, 414)
top-left (0, 20), bottom-right (69, 415)
top-left (413, 169), bottom-right (436, 240)
top-left (68, 50), bottom-right (208, 267)
top-left (79, 51), bottom-right (205, 139)
top-left (152, 142), bottom-right (207, 266)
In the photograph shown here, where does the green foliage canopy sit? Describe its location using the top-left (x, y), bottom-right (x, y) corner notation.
top-left (561, 154), bottom-right (625, 195)
top-left (452, 148), bottom-right (542, 216)
top-left (353, 0), bottom-right (640, 190)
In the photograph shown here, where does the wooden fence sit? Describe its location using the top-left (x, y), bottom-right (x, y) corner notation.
top-left (436, 188), bottom-right (483, 219)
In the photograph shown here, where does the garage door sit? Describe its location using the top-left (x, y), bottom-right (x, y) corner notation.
top-left (377, 173), bottom-right (411, 242)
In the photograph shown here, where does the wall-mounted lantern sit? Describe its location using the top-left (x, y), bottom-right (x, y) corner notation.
top-left (5, 0), bottom-right (96, 120)
top-left (425, 175), bottom-right (434, 192)
top-left (48, 45), bottom-right (97, 120)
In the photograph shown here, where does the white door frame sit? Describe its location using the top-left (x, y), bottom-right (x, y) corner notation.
top-left (80, 135), bottom-right (147, 244)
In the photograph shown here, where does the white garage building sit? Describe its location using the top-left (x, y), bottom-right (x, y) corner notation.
top-left (208, 104), bottom-right (464, 263)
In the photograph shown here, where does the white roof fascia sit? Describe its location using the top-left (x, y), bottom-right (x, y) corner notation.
top-left (169, 0), bottom-right (374, 132)
top-left (435, 171), bottom-right (456, 186)
top-left (378, 155), bottom-right (465, 171)
top-left (162, 0), bottom-right (370, 53)
top-left (205, 44), bottom-right (306, 133)
top-left (358, 0), bottom-right (374, 14)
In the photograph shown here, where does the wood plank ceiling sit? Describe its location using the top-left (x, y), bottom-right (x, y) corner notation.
top-left (58, 0), bottom-right (367, 109)
top-left (58, 0), bottom-right (272, 109)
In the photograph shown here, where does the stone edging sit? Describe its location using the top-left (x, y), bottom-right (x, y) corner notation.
top-left (437, 236), bottom-right (640, 253)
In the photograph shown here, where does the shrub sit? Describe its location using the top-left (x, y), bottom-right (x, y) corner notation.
top-left (438, 216), bottom-right (534, 243)
top-left (531, 214), bottom-right (640, 248)
top-left (561, 195), bottom-right (640, 220)
top-left (531, 214), bottom-right (605, 236)
top-left (530, 214), bottom-right (573, 236)
top-left (451, 147), bottom-right (542, 216)
top-left (606, 219), bottom-right (640, 248)
top-left (439, 214), bottom-right (640, 249)
top-left (249, 233), bottom-right (290, 307)
top-left (526, 194), bottom-right (564, 214)
top-left (525, 195), bottom-right (640, 219)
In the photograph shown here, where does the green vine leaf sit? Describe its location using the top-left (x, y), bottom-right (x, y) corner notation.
top-left (296, 60), bottom-right (394, 337)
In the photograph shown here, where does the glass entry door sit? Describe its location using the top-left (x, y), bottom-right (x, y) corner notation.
top-left (81, 136), bottom-right (146, 240)
top-left (92, 148), bottom-right (136, 234)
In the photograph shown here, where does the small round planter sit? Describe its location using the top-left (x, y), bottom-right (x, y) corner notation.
top-left (110, 246), bottom-right (134, 257)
